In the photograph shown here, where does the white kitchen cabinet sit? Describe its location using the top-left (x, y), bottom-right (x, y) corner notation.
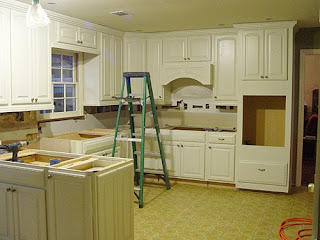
top-left (57, 22), bottom-right (97, 48)
top-left (83, 33), bottom-right (123, 105)
top-left (206, 144), bottom-right (235, 182)
top-left (213, 34), bottom-right (238, 104)
top-left (147, 38), bottom-right (163, 100)
top-left (13, 185), bottom-right (47, 240)
top-left (124, 37), bottom-right (147, 96)
top-left (161, 141), bottom-right (205, 179)
top-left (163, 35), bottom-right (211, 62)
top-left (180, 142), bottom-right (205, 179)
top-left (240, 28), bottom-right (287, 80)
top-left (162, 141), bottom-right (181, 177)
top-left (0, 7), bottom-right (10, 107)
top-left (47, 170), bottom-right (93, 240)
top-left (0, 183), bottom-right (13, 240)
top-left (10, 10), bottom-right (51, 107)
top-left (0, 183), bottom-right (47, 240)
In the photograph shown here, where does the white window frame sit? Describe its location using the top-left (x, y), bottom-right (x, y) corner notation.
top-left (38, 50), bottom-right (83, 120)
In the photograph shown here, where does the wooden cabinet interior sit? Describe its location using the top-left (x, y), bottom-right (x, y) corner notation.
top-left (242, 96), bottom-right (286, 147)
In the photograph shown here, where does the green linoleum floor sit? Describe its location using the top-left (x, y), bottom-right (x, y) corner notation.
top-left (134, 183), bottom-right (314, 240)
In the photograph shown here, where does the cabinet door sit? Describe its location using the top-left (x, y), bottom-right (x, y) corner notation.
top-left (101, 33), bottom-right (113, 100)
top-left (0, 7), bottom-right (10, 106)
top-left (0, 183), bottom-right (13, 240)
top-left (214, 35), bottom-right (237, 102)
top-left (163, 37), bottom-right (187, 62)
top-left (47, 171), bottom-right (93, 240)
top-left (162, 141), bottom-right (181, 177)
top-left (241, 30), bottom-right (264, 80)
top-left (206, 144), bottom-right (234, 182)
top-left (33, 26), bottom-right (51, 104)
top-left (79, 28), bottom-right (97, 48)
top-left (147, 38), bottom-right (163, 100)
top-left (264, 29), bottom-right (287, 80)
top-left (114, 36), bottom-right (123, 96)
top-left (11, 10), bottom-right (33, 105)
top-left (187, 35), bottom-right (211, 61)
top-left (57, 22), bottom-right (78, 45)
top-left (12, 185), bottom-right (47, 240)
top-left (124, 38), bottom-right (146, 95)
top-left (180, 142), bottom-right (205, 179)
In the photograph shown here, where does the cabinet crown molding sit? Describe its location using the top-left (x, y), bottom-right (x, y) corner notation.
top-left (0, 0), bottom-right (124, 37)
top-left (233, 21), bottom-right (297, 29)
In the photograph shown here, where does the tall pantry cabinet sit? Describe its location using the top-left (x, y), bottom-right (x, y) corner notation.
top-left (234, 21), bottom-right (297, 193)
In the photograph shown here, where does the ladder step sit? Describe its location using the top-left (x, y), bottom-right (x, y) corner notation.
top-left (134, 186), bottom-right (140, 191)
top-left (134, 151), bottom-right (161, 157)
top-left (113, 97), bottom-right (141, 102)
top-left (132, 132), bottom-right (157, 138)
top-left (136, 169), bottom-right (165, 175)
top-left (116, 137), bottom-right (142, 143)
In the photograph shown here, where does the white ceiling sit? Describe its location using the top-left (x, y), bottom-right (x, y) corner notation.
top-left (18, 0), bottom-right (320, 32)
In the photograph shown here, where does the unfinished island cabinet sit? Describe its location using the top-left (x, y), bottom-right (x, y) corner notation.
top-left (0, 150), bottom-right (134, 240)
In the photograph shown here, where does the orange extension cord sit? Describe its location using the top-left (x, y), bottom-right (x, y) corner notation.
top-left (278, 218), bottom-right (313, 240)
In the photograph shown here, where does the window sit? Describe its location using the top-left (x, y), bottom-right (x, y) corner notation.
top-left (39, 51), bottom-right (83, 119)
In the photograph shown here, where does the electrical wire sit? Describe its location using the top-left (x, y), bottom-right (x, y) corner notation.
top-left (278, 217), bottom-right (312, 240)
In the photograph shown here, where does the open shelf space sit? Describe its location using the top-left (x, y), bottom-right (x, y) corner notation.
top-left (242, 96), bottom-right (286, 147)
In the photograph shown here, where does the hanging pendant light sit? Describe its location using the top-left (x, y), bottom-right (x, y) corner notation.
top-left (26, 0), bottom-right (50, 28)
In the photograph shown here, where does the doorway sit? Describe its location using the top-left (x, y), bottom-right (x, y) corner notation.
top-left (296, 49), bottom-right (320, 186)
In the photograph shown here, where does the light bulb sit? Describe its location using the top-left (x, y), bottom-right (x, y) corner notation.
top-left (26, 0), bottom-right (50, 28)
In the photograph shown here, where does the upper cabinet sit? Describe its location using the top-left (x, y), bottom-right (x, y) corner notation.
top-left (57, 22), bottom-right (97, 49)
top-left (213, 34), bottom-right (238, 104)
top-left (123, 37), bottom-right (147, 95)
top-left (0, 7), bottom-right (10, 107)
top-left (2, 9), bottom-right (52, 113)
top-left (240, 28), bottom-right (287, 81)
top-left (163, 35), bottom-right (211, 63)
top-left (83, 33), bottom-right (123, 105)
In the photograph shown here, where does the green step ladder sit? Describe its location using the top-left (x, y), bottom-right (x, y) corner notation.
top-left (112, 72), bottom-right (171, 208)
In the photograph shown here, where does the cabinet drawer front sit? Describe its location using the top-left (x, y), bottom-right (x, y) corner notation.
top-left (160, 129), bottom-right (206, 142)
top-left (207, 134), bottom-right (236, 144)
top-left (0, 164), bottom-right (45, 188)
top-left (238, 161), bottom-right (287, 186)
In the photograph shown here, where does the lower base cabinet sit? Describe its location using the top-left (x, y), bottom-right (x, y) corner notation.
top-left (47, 164), bottom-right (134, 240)
top-left (0, 183), bottom-right (47, 240)
top-left (205, 144), bottom-right (235, 182)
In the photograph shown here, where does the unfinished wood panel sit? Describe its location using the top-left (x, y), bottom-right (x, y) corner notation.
top-left (243, 96), bottom-right (286, 147)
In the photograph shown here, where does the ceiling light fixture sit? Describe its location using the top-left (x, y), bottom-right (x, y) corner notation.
top-left (110, 10), bottom-right (133, 17)
top-left (26, 0), bottom-right (50, 28)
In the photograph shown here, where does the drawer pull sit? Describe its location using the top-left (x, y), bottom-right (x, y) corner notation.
top-left (218, 138), bottom-right (225, 141)
top-left (208, 146), bottom-right (212, 149)
top-left (11, 189), bottom-right (16, 192)
top-left (47, 175), bottom-right (52, 179)
top-left (6, 188), bottom-right (11, 192)
top-left (181, 145), bottom-right (183, 147)
top-left (258, 168), bottom-right (266, 172)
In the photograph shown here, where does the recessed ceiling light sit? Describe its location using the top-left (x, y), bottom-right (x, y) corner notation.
top-left (110, 10), bottom-right (133, 17)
